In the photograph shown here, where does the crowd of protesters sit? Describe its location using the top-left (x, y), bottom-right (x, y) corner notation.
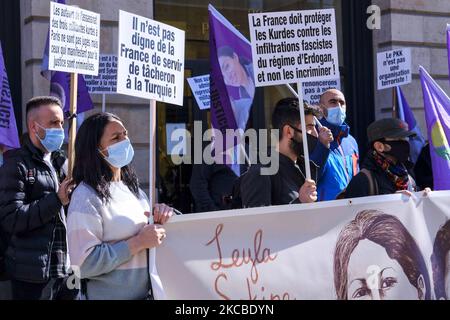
top-left (0, 90), bottom-right (434, 300)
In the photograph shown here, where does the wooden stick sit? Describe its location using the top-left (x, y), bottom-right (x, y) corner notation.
top-left (149, 99), bottom-right (157, 208)
top-left (297, 82), bottom-right (312, 181)
top-left (68, 73), bottom-right (78, 178)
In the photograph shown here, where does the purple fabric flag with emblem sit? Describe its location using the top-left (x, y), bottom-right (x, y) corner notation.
top-left (41, 0), bottom-right (93, 116)
top-left (447, 24), bottom-right (450, 85)
top-left (209, 5), bottom-right (255, 176)
top-left (419, 66), bottom-right (450, 190)
top-left (0, 41), bottom-right (20, 150)
top-left (396, 86), bottom-right (426, 164)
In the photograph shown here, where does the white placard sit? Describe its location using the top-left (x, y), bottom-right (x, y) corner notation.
top-left (49, 2), bottom-right (100, 75)
top-left (377, 48), bottom-right (412, 90)
top-left (248, 9), bottom-right (339, 87)
top-left (187, 75), bottom-right (210, 110)
top-left (302, 78), bottom-right (341, 105)
top-left (84, 55), bottom-right (117, 94)
top-left (166, 123), bottom-right (187, 156)
top-left (117, 10), bottom-right (185, 106)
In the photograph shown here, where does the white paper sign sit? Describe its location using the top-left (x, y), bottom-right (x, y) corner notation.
top-left (84, 55), bottom-right (117, 94)
top-left (377, 48), bottom-right (412, 90)
top-left (187, 75), bottom-right (210, 110)
top-left (248, 9), bottom-right (339, 87)
top-left (303, 78), bottom-right (341, 105)
top-left (166, 123), bottom-right (187, 156)
top-left (49, 2), bottom-right (100, 76)
top-left (117, 10), bottom-right (185, 106)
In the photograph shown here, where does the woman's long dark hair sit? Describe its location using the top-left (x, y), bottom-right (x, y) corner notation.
top-left (73, 112), bottom-right (140, 203)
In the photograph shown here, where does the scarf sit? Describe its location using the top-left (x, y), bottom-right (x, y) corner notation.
top-left (372, 150), bottom-right (409, 191)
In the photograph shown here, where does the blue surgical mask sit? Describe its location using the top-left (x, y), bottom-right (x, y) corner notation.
top-left (0, 152), bottom-right (3, 167)
top-left (100, 138), bottom-right (134, 169)
top-left (326, 106), bottom-right (346, 126)
top-left (35, 123), bottom-right (65, 153)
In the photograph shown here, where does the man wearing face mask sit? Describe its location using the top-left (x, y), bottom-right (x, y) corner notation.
top-left (344, 118), bottom-right (418, 199)
top-left (240, 98), bottom-right (319, 208)
top-left (311, 89), bottom-right (360, 201)
top-left (0, 96), bottom-right (78, 300)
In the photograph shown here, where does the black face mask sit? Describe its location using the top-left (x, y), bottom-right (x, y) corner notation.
top-left (290, 132), bottom-right (319, 157)
top-left (383, 140), bottom-right (411, 164)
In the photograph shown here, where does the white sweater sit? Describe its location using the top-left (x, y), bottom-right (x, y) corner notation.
top-left (67, 181), bottom-right (165, 300)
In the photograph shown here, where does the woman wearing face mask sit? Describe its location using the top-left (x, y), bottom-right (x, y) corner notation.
top-left (344, 118), bottom-right (431, 199)
top-left (67, 113), bottom-right (173, 300)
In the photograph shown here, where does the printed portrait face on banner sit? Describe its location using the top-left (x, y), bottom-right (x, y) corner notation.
top-left (217, 45), bottom-right (255, 131)
top-left (334, 210), bottom-right (431, 300)
top-left (431, 220), bottom-right (450, 300)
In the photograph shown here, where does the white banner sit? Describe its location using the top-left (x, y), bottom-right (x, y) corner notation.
top-left (49, 2), bottom-right (100, 75)
top-left (84, 54), bottom-right (117, 94)
top-left (248, 9), bottom-right (339, 87)
top-left (117, 10), bottom-right (185, 106)
top-left (157, 191), bottom-right (450, 300)
top-left (377, 48), bottom-right (412, 90)
top-left (187, 75), bottom-right (210, 110)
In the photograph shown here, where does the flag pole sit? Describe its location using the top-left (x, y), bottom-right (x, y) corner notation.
top-left (102, 93), bottom-right (106, 113)
top-left (392, 86), bottom-right (398, 118)
top-left (68, 73), bottom-right (78, 178)
top-left (297, 82), bottom-right (312, 181)
top-left (149, 99), bottom-right (157, 208)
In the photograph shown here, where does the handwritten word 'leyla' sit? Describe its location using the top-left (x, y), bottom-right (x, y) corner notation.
top-left (206, 224), bottom-right (295, 300)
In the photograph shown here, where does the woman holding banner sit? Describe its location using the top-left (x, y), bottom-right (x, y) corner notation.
top-left (67, 113), bottom-right (173, 300)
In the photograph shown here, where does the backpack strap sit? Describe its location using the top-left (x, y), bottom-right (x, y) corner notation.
top-left (360, 169), bottom-right (379, 196)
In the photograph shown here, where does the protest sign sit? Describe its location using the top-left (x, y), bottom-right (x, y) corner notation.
top-left (377, 48), bottom-right (412, 90)
top-left (84, 54), bottom-right (117, 94)
top-left (157, 191), bottom-right (450, 300)
top-left (166, 123), bottom-right (187, 156)
top-left (117, 10), bottom-right (185, 106)
top-left (303, 78), bottom-right (341, 105)
top-left (49, 2), bottom-right (100, 75)
top-left (187, 75), bottom-right (210, 110)
top-left (248, 9), bottom-right (339, 87)
top-left (248, 9), bottom-right (339, 180)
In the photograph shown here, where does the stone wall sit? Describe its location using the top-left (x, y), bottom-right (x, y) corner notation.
top-left (373, 0), bottom-right (450, 139)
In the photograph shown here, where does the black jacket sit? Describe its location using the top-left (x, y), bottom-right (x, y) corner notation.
top-left (240, 153), bottom-right (318, 208)
top-left (345, 152), bottom-right (416, 199)
top-left (0, 136), bottom-right (66, 282)
top-left (190, 163), bottom-right (246, 212)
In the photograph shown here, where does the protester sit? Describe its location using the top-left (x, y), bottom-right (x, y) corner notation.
top-left (240, 98), bottom-right (320, 208)
top-left (0, 96), bottom-right (77, 300)
top-left (67, 113), bottom-right (173, 300)
top-left (190, 162), bottom-right (245, 213)
top-left (345, 118), bottom-right (431, 199)
top-left (312, 89), bottom-right (359, 201)
top-left (414, 143), bottom-right (434, 190)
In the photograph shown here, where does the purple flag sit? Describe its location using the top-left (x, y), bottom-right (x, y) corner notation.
top-left (396, 86), bottom-right (426, 164)
top-left (419, 66), bottom-right (450, 190)
top-left (209, 5), bottom-right (255, 176)
top-left (447, 24), bottom-right (450, 85)
top-left (0, 41), bottom-right (20, 150)
top-left (41, 0), bottom-right (93, 115)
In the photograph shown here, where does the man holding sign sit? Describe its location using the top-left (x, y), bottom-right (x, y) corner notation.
top-left (240, 98), bottom-right (319, 207)
top-left (0, 96), bottom-right (77, 300)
